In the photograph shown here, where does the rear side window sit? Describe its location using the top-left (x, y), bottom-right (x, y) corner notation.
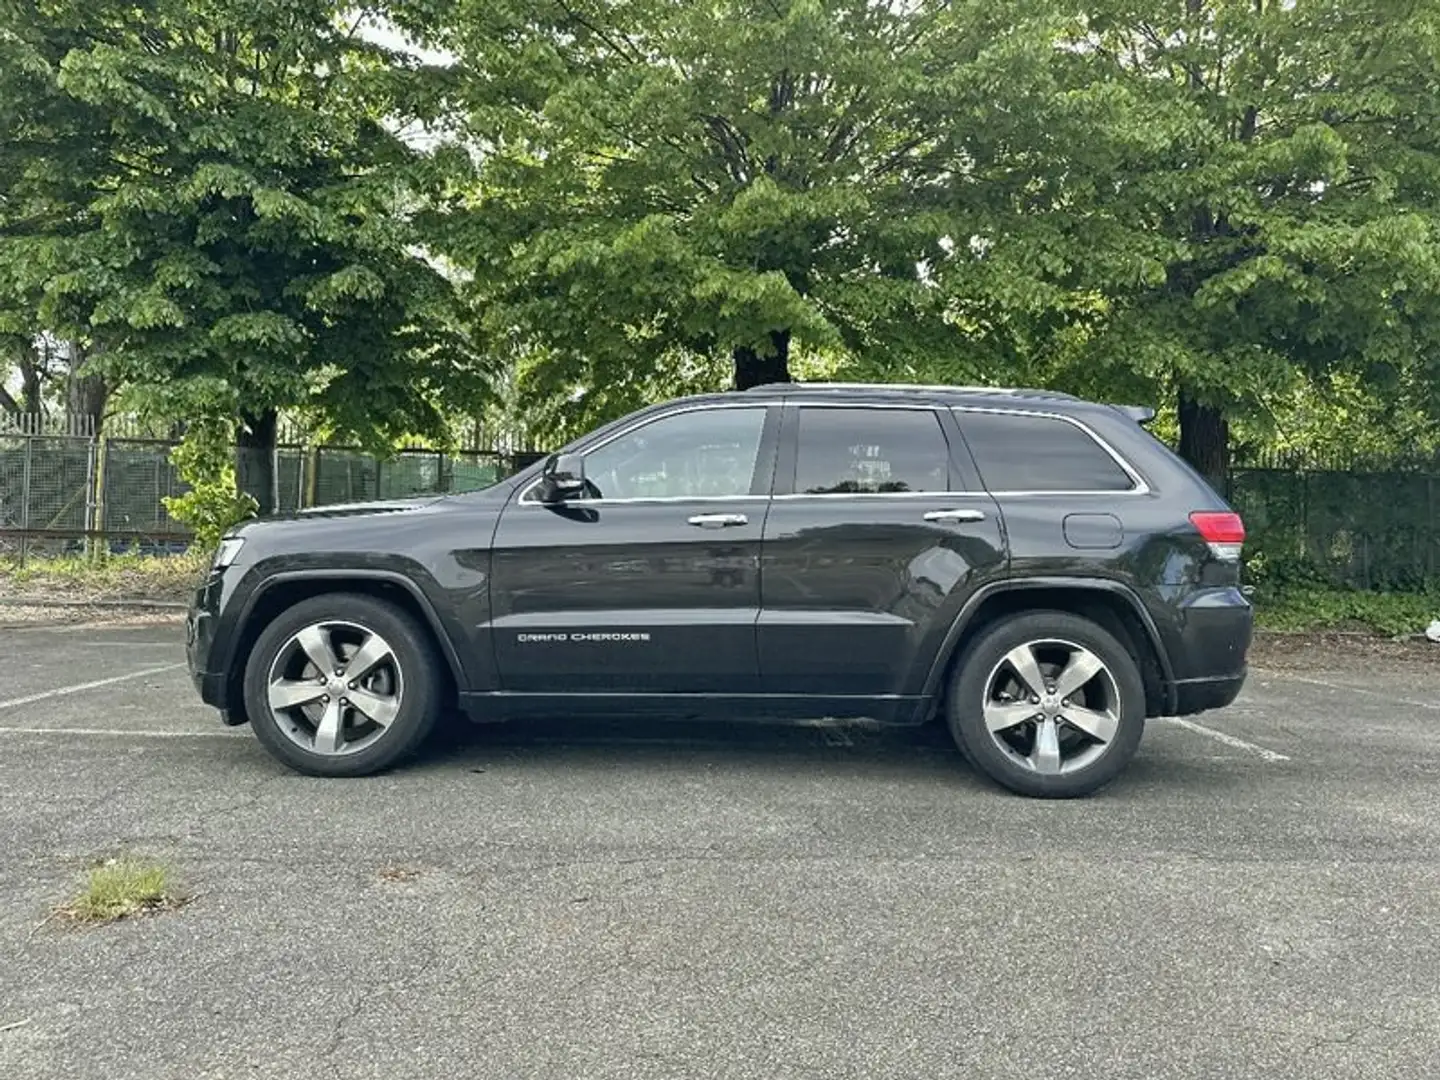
top-left (794, 408), bottom-right (951, 494)
top-left (956, 410), bottom-right (1136, 493)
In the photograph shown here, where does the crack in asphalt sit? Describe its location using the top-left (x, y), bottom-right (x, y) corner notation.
top-left (313, 942), bottom-right (447, 1073)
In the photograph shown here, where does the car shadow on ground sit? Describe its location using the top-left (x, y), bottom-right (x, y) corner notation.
top-left (401, 711), bottom-right (1249, 797)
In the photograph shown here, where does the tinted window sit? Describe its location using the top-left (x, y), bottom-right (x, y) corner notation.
top-left (582, 407), bottom-right (767, 499)
top-left (956, 410), bottom-right (1135, 492)
top-left (794, 408), bottom-right (951, 494)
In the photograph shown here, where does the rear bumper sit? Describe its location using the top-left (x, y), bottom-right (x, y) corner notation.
top-left (1163, 586), bottom-right (1252, 715)
top-left (1172, 671), bottom-right (1246, 715)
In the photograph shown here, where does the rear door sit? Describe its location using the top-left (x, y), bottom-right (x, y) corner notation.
top-left (757, 402), bottom-right (1007, 700)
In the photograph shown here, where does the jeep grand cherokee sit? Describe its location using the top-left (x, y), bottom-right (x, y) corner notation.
top-left (187, 383), bottom-right (1252, 798)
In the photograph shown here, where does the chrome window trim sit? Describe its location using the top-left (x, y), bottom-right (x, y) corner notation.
top-left (518, 401), bottom-right (771, 506)
top-left (771, 490), bottom-right (987, 502)
top-left (951, 406), bottom-right (1151, 497)
top-left (517, 398), bottom-right (1152, 505)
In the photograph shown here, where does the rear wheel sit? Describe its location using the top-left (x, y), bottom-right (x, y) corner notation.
top-left (947, 611), bottom-right (1145, 798)
top-left (242, 593), bottom-right (443, 777)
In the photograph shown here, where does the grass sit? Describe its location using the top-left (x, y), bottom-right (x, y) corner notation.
top-left (0, 548), bottom-right (208, 603)
top-left (57, 856), bottom-right (185, 925)
top-left (1254, 586), bottom-right (1438, 637)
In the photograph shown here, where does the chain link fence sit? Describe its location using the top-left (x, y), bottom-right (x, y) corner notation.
top-left (0, 418), bottom-right (537, 560)
top-left (5, 416), bottom-right (1436, 590)
top-left (1227, 450), bottom-right (1440, 592)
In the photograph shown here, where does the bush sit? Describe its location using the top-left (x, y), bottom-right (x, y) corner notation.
top-left (162, 417), bottom-right (257, 549)
top-left (1254, 586), bottom-right (1438, 637)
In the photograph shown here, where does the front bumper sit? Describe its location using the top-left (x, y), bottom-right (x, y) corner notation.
top-left (186, 575), bottom-right (245, 723)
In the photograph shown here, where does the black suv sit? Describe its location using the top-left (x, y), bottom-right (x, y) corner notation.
top-left (187, 383), bottom-right (1252, 797)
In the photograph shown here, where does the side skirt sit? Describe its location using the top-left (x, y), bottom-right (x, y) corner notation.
top-left (459, 692), bottom-right (932, 726)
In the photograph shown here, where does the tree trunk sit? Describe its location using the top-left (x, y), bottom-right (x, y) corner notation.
top-left (1178, 388), bottom-right (1229, 491)
top-left (732, 330), bottom-right (792, 390)
top-left (19, 345), bottom-right (43, 416)
top-left (66, 343), bottom-right (108, 435)
top-left (237, 408), bottom-right (280, 515)
top-left (2, 338), bottom-right (45, 420)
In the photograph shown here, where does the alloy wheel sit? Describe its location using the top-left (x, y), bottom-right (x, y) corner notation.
top-left (981, 638), bottom-right (1121, 776)
top-left (265, 620), bottom-right (404, 756)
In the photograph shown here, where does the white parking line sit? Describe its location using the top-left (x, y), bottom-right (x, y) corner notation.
top-left (1273, 671), bottom-right (1440, 711)
top-left (0, 663), bottom-right (186, 712)
top-left (0, 726), bottom-right (245, 739)
top-left (1162, 717), bottom-right (1290, 762)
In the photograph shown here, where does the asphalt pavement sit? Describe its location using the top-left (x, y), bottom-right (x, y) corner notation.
top-left (1, 621), bottom-right (1437, 1080)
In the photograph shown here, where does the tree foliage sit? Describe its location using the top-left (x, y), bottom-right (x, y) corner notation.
top-left (0, 0), bottom-right (485, 503)
top-left (3, 0), bottom-right (1439, 480)
top-left (400, 0), bottom-right (1067, 433)
top-left (937, 0), bottom-right (1440, 478)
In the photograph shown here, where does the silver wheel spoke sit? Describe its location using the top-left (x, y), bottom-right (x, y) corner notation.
top-left (313, 699), bottom-right (345, 754)
top-left (296, 625), bottom-right (340, 675)
top-left (348, 687), bottom-right (399, 729)
top-left (1030, 717), bottom-right (1062, 774)
top-left (341, 634), bottom-right (394, 683)
top-left (268, 679), bottom-right (326, 711)
top-left (1063, 704), bottom-right (1119, 744)
top-left (1053, 647), bottom-right (1104, 701)
top-left (983, 699), bottom-right (1037, 734)
top-left (1001, 644), bottom-right (1047, 699)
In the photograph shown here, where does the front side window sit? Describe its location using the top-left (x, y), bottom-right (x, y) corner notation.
top-left (581, 407), bottom-right (767, 500)
top-left (793, 408), bottom-right (952, 494)
top-left (956, 410), bottom-right (1137, 492)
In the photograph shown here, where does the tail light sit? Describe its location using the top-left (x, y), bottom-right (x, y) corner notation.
top-left (1189, 511), bottom-right (1245, 562)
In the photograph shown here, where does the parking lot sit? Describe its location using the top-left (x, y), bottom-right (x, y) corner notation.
top-left (1, 620), bottom-right (1437, 1080)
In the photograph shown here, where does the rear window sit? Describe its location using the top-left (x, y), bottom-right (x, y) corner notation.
top-left (955, 410), bottom-right (1136, 493)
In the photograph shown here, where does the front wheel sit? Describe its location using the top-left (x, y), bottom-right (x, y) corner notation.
top-left (242, 593), bottom-right (444, 777)
top-left (947, 611), bottom-right (1145, 798)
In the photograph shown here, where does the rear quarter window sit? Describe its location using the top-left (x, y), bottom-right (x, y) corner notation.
top-left (955, 410), bottom-right (1136, 493)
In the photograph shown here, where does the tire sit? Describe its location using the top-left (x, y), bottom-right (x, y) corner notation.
top-left (947, 610), bottom-right (1145, 798)
top-left (242, 593), bottom-right (444, 777)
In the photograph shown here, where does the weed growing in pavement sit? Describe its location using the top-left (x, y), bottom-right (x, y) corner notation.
top-left (56, 856), bottom-right (188, 925)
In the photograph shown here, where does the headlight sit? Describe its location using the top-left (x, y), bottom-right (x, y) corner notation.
top-left (213, 537), bottom-right (246, 570)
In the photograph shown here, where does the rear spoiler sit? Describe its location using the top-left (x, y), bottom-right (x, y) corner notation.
top-left (1112, 404), bottom-right (1157, 425)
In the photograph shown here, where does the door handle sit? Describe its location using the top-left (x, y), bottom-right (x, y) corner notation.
top-left (923, 508), bottom-right (987, 524)
top-left (687, 513), bottom-right (749, 529)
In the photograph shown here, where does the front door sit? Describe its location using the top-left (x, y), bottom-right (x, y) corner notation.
top-left (758, 403), bottom-right (1007, 700)
top-left (488, 403), bottom-right (779, 696)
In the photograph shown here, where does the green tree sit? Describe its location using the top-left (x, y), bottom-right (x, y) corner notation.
top-left (405, 0), bottom-right (1062, 433)
top-left (958, 0), bottom-right (1440, 481)
top-left (0, 0), bottom-right (484, 510)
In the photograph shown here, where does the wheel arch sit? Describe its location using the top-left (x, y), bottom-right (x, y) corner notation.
top-left (921, 578), bottom-right (1175, 717)
top-left (224, 571), bottom-right (463, 722)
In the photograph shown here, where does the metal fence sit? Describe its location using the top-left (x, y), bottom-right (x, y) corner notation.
top-left (1228, 451), bottom-right (1440, 592)
top-left (0, 426), bottom-right (538, 559)
top-left (3, 417), bottom-right (1437, 590)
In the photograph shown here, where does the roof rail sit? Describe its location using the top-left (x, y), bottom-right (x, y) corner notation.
top-left (744, 381), bottom-right (1080, 400)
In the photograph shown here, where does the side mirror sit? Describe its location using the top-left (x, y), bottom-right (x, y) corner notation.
top-left (536, 452), bottom-right (587, 502)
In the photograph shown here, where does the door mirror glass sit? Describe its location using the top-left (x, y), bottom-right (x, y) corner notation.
top-left (537, 452), bottom-right (587, 502)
